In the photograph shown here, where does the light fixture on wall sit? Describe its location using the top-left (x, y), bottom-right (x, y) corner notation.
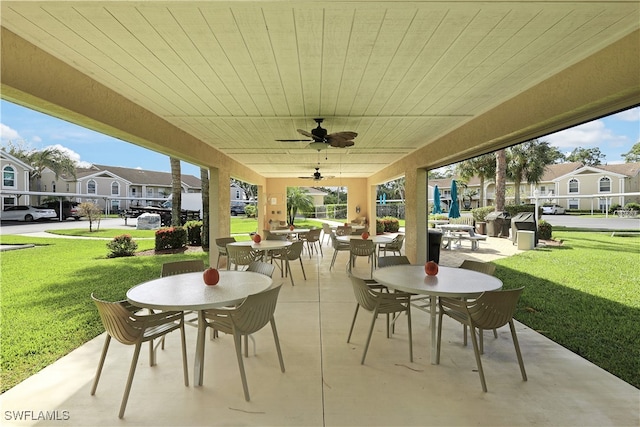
top-left (356, 205), bottom-right (361, 213)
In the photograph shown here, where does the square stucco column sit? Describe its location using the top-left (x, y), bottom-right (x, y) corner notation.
top-left (405, 168), bottom-right (428, 264)
top-left (207, 167), bottom-right (231, 268)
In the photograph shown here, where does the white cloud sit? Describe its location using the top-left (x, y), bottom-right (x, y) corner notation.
top-left (45, 144), bottom-right (93, 168)
top-left (545, 120), bottom-right (628, 150)
top-left (0, 123), bottom-right (21, 142)
top-left (613, 106), bottom-right (640, 122)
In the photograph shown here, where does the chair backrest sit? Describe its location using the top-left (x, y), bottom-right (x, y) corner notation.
top-left (330, 232), bottom-right (347, 250)
top-left (285, 240), bottom-right (305, 260)
top-left (336, 225), bottom-right (352, 236)
top-left (305, 228), bottom-right (322, 242)
top-left (230, 284), bottom-right (282, 334)
top-left (386, 234), bottom-right (405, 250)
top-left (91, 294), bottom-right (142, 345)
top-left (377, 255), bottom-right (411, 268)
top-left (215, 237), bottom-right (236, 254)
top-left (349, 276), bottom-right (379, 311)
top-left (459, 260), bottom-right (496, 276)
top-left (350, 239), bottom-right (376, 256)
top-left (161, 260), bottom-right (205, 277)
top-left (227, 244), bottom-right (260, 267)
top-left (468, 287), bottom-right (524, 329)
top-left (322, 223), bottom-right (332, 234)
top-left (246, 261), bottom-right (276, 277)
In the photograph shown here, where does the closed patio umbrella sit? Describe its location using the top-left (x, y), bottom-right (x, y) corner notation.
top-left (432, 185), bottom-right (442, 214)
top-left (448, 180), bottom-right (460, 219)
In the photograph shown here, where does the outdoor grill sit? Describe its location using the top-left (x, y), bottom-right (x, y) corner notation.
top-left (511, 212), bottom-right (538, 244)
top-left (485, 211), bottom-right (511, 237)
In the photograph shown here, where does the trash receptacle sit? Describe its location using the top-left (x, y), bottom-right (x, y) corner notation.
top-left (476, 221), bottom-right (486, 235)
top-left (484, 211), bottom-right (511, 237)
top-left (517, 230), bottom-right (535, 250)
top-left (511, 212), bottom-right (537, 245)
top-left (427, 229), bottom-right (442, 264)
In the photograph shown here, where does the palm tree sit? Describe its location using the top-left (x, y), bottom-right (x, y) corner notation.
top-left (456, 154), bottom-right (496, 207)
top-left (286, 187), bottom-right (314, 226)
top-left (170, 157), bottom-right (182, 226)
top-left (495, 149), bottom-right (507, 211)
top-left (507, 140), bottom-right (563, 204)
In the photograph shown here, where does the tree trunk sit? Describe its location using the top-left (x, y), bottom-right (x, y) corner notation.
top-left (495, 149), bottom-right (506, 211)
top-left (170, 157), bottom-right (182, 227)
top-left (479, 177), bottom-right (485, 207)
top-left (513, 177), bottom-right (522, 205)
top-left (200, 167), bottom-right (210, 251)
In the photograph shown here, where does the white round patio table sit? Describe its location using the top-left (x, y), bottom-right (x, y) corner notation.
top-left (127, 271), bottom-right (272, 386)
top-left (372, 265), bottom-right (502, 364)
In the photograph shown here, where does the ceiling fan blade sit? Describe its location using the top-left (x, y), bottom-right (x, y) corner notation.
top-left (329, 131), bottom-right (358, 140)
top-left (298, 129), bottom-right (325, 142)
top-left (276, 139), bottom-right (313, 142)
top-left (328, 137), bottom-right (355, 148)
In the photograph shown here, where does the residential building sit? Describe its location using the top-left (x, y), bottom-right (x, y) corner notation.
top-left (40, 164), bottom-right (201, 212)
top-left (0, 149), bottom-right (34, 209)
top-left (430, 162), bottom-right (640, 211)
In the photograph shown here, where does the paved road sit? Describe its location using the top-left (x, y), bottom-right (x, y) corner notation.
top-left (0, 217), bottom-right (135, 236)
top-left (540, 214), bottom-right (640, 230)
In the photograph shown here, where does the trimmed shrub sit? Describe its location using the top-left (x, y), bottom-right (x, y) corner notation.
top-left (184, 220), bottom-right (202, 246)
top-left (106, 234), bottom-right (138, 258)
top-left (155, 226), bottom-right (187, 251)
top-left (471, 206), bottom-right (495, 222)
top-left (625, 202), bottom-right (640, 211)
top-left (244, 204), bottom-right (257, 218)
top-left (538, 220), bottom-right (552, 240)
top-left (375, 219), bottom-right (385, 234)
top-left (379, 216), bottom-right (400, 232)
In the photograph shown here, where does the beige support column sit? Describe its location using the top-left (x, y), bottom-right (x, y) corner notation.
top-left (208, 168), bottom-right (230, 268)
top-left (405, 168), bottom-right (428, 264)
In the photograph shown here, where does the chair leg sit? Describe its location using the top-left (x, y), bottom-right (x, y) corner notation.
top-left (509, 320), bottom-right (528, 382)
top-left (407, 306), bottom-right (413, 363)
top-left (233, 333), bottom-right (251, 401)
top-left (468, 326), bottom-right (488, 392)
top-left (436, 312), bottom-right (444, 364)
top-left (216, 254), bottom-right (222, 269)
top-left (361, 309), bottom-right (379, 365)
top-left (180, 323), bottom-right (189, 387)
top-left (299, 258), bottom-right (307, 280)
top-left (119, 342), bottom-right (142, 418)
top-left (347, 304), bottom-right (360, 343)
top-left (270, 318), bottom-right (285, 373)
top-left (90, 335), bottom-right (111, 396)
top-left (330, 250), bottom-right (338, 270)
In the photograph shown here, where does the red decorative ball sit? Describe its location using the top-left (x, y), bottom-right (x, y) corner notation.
top-left (425, 261), bottom-right (439, 276)
top-left (361, 232), bottom-right (369, 240)
top-left (203, 268), bottom-right (220, 286)
top-left (289, 225), bottom-right (295, 231)
top-left (253, 234), bottom-right (262, 243)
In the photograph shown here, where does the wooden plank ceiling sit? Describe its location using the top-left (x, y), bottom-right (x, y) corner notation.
top-left (1, 1), bottom-right (638, 178)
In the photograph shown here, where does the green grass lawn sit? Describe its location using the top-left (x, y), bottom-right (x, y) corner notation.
top-left (1, 228), bottom-right (638, 392)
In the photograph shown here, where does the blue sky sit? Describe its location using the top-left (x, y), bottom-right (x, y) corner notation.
top-left (1, 100), bottom-right (638, 179)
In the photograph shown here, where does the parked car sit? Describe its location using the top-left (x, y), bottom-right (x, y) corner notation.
top-left (542, 204), bottom-right (566, 215)
top-left (1, 205), bottom-right (58, 222)
top-left (230, 202), bottom-right (246, 216)
top-left (42, 200), bottom-right (81, 220)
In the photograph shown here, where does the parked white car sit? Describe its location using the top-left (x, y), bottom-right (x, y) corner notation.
top-left (542, 204), bottom-right (566, 215)
top-left (1, 205), bottom-right (58, 221)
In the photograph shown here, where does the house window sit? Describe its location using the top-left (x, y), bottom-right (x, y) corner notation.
top-left (111, 200), bottom-right (120, 212)
top-left (147, 188), bottom-right (153, 197)
top-left (539, 186), bottom-right (546, 194)
top-left (88, 179), bottom-right (96, 194)
top-left (599, 177), bottom-right (611, 193)
top-left (3, 197), bottom-right (16, 207)
top-left (66, 183), bottom-right (70, 192)
top-left (111, 181), bottom-right (120, 195)
top-left (569, 199), bottom-right (579, 210)
top-left (52, 181), bottom-right (56, 192)
top-left (2, 166), bottom-right (16, 187)
top-left (568, 179), bottom-right (579, 193)
top-left (236, 190), bottom-right (241, 199)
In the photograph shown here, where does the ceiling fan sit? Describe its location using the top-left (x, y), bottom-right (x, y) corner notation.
top-left (276, 118), bottom-right (357, 148)
top-left (299, 167), bottom-right (335, 181)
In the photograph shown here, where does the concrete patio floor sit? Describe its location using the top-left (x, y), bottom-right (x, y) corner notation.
top-left (1, 235), bottom-right (638, 426)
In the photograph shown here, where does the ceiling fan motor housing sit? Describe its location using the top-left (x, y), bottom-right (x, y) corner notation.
top-left (311, 119), bottom-right (328, 139)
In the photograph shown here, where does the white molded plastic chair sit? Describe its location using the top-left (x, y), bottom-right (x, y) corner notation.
top-left (90, 294), bottom-right (188, 419)
top-left (201, 284), bottom-right (285, 401)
